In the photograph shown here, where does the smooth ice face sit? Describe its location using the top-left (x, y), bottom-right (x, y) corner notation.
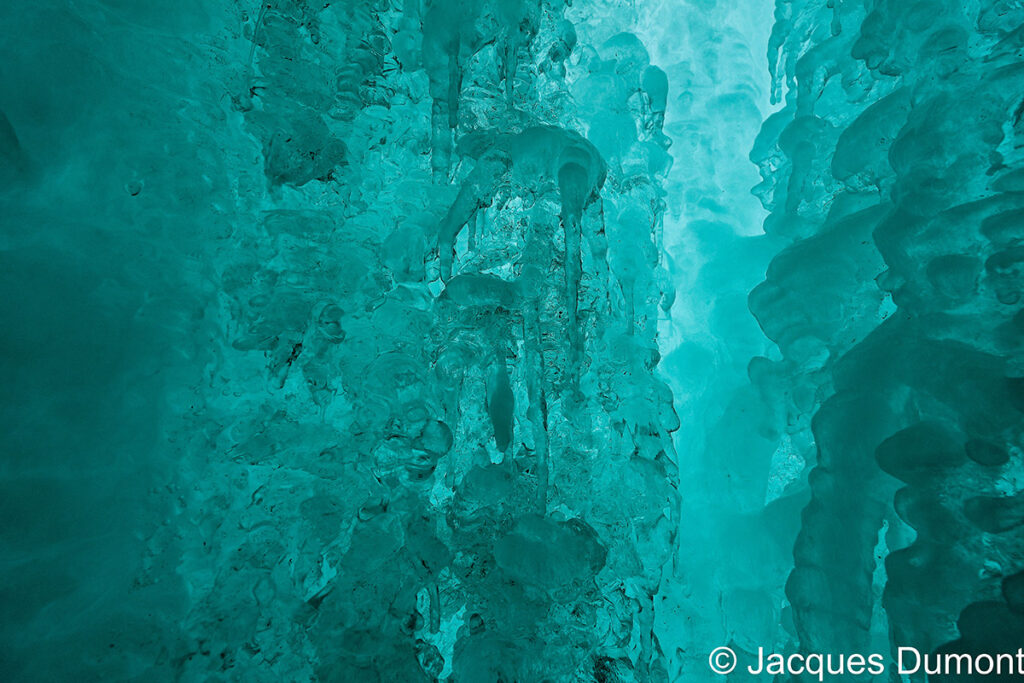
top-left (3, 0), bottom-right (1024, 681)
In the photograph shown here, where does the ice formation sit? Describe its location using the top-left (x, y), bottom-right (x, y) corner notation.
top-left (2, 0), bottom-right (1024, 681)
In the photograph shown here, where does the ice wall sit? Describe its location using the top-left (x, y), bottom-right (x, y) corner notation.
top-left (1, 0), bottom-right (684, 680)
top-left (5, 0), bottom-right (1024, 681)
top-left (626, 1), bottom-right (801, 679)
top-left (754, 0), bottom-right (1024, 672)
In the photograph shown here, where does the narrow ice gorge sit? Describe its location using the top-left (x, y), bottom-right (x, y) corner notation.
top-left (2, 0), bottom-right (1024, 681)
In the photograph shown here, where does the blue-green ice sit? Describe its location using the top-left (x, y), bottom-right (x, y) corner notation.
top-left (3, 0), bottom-right (1024, 681)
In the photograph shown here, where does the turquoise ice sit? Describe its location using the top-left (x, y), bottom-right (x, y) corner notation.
top-left (2, 0), bottom-right (1024, 681)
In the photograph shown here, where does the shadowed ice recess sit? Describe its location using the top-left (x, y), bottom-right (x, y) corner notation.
top-left (2, 0), bottom-right (1024, 681)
